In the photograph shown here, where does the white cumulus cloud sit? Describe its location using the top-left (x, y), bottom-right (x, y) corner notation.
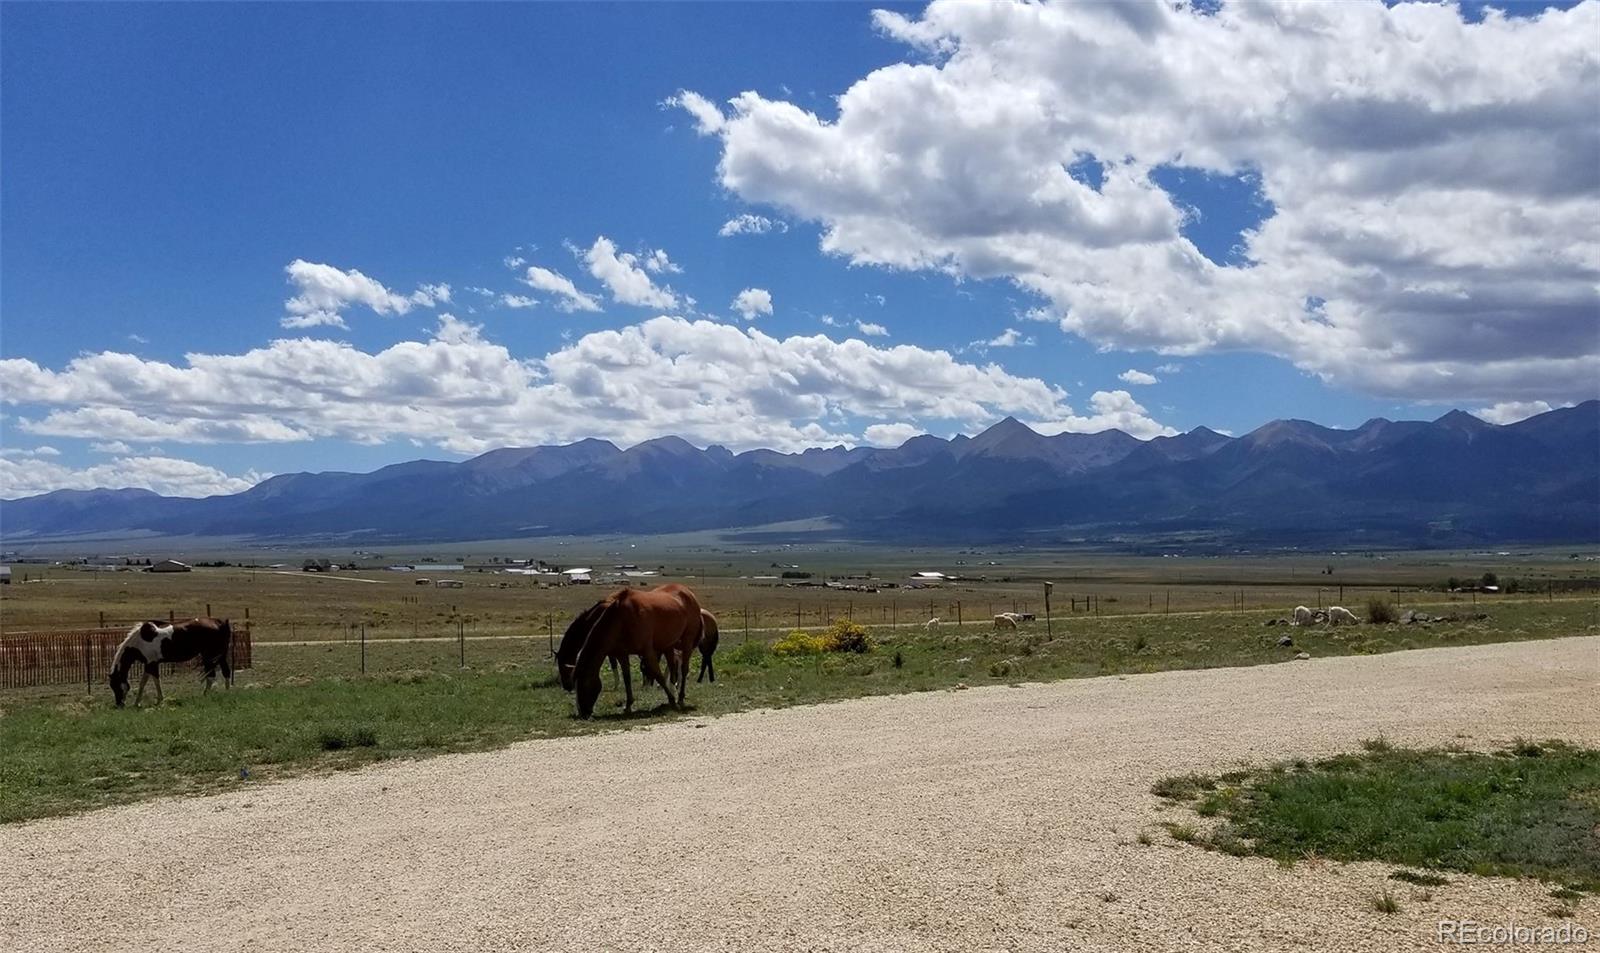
top-left (719, 214), bottom-right (788, 237)
top-left (522, 265), bottom-right (603, 313)
top-left (1, 454), bottom-right (269, 499)
top-left (863, 422), bottom-right (923, 447)
top-left (1119, 369), bottom-right (1159, 386)
top-left (678, 0), bottom-right (1600, 407)
top-left (731, 287), bottom-right (774, 321)
top-left (280, 260), bottom-right (448, 330)
top-left (1472, 400), bottom-right (1564, 425)
top-left (0, 316), bottom-right (1159, 455)
top-left (582, 237), bottom-right (681, 310)
top-left (1030, 390), bottom-right (1177, 440)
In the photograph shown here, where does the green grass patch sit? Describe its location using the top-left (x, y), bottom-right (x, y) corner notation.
top-left (3, 597), bottom-right (1595, 824)
top-left (1156, 741), bottom-right (1600, 893)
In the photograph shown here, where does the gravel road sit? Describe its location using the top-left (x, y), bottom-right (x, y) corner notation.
top-left (3, 637), bottom-right (1596, 952)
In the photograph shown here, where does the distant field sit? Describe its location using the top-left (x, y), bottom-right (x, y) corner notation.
top-left (3, 546), bottom-right (1595, 644)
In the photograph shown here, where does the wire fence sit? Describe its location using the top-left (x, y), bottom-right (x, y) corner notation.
top-left (0, 624), bottom-right (253, 690)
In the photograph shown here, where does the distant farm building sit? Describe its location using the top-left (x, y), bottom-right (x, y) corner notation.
top-left (909, 571), bottom-right (947, 587)
top-left (413, 563), bottom-right (465, 572)
top-left (146, 559), bottom-right (192, 573)
top-left (564, 568), bottom-right (593, 584)
top-left (303, 558), bottom-right (333, 572)
top-left (434, 579), bottom-right (464, 589)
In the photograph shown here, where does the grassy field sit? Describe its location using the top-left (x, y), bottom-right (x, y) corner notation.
top-left (2, 589), bottom-right (1595, 824)
top-left (3, 546), bottom-right (1595, 644)
top-left (1152, 740), bottom-right (1600, 912)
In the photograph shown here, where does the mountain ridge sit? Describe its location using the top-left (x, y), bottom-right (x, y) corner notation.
top-left (4, 401), bottom-right (1597, 547)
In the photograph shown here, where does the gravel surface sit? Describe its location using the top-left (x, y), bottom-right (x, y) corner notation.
top-left (4, 636), bottom-right (1597, 952)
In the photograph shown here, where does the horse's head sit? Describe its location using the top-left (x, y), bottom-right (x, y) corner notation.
top-left (555, 601), bottom-right (607, 692)
top-left (575, 670), bottom-right (604, 719)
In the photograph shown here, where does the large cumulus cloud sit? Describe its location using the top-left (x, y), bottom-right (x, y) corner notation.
top-left (680, 0), bottom-right (1600, 404)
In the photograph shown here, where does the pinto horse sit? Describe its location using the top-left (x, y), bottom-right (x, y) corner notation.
top-left (109, 618), bottom-right (234, 707)
top-left (567, 584), bottom-right (703, 719)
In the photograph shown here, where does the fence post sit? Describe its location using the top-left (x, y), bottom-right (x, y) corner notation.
top-left (459, 620), bottom-right (465, 669)
top-left (1044, 581), bottom-right (1053, 640)
top-left (743, 606), bottom-right (749, 645)
top-left (956, 601), bottom-right (962, 626)
top-left (85, 633), bottom-right (92, 695)
top-left (360, 624), bottom-right (367, 674)
top-left (206, 603), bottom-right (212, 618)
top-left (99, 611), bottom-right (105, 629)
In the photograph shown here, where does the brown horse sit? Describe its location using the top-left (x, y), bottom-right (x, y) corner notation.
top-left (696, 608), bottom-right (719, 683)
top-left (109, 618), bottom-right (234, 707)
top-left (571, 583), bottom-right (702, 719)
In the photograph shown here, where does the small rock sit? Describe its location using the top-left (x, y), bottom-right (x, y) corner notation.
top-left (954, 682), bottom-right (970, 690)
top-left (1295, 651), bottom-right (1311, 661)
top-left (1277, 635), bottom-right (1294, 647)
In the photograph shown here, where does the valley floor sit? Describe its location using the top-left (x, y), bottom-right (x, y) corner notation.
top-left (2, 637), bottom-right (1596, 952)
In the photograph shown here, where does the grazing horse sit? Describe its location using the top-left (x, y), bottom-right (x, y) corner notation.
top-left (109, 618), bottom-right (234, 707)
top-left (571, 584), bottom-right (703, 719)
top-left (696, 609), bottom-right (719, 683)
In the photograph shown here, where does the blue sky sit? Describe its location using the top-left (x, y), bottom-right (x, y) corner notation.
top-left (3, 1), bottom-right (1596, 497)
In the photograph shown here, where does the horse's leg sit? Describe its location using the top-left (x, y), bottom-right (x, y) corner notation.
top-left (134, 669), bottom-right (149, 707)
top-left (676, 647), bottom-right (688, 707)
top-left (619, 656), bottom-right (634, 713)
top-left (204, 656), bottom-right (217, 694)
top-left (220, 652), bottom-right (233, 689)
top-left (152, 666), bottom-right (164, 704)
top-left (640, 648), bottom-right (674, 708)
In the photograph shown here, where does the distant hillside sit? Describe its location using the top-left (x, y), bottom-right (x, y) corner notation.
top-left (4, 402), bottom-right (1597, 547)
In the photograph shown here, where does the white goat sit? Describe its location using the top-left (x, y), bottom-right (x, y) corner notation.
top-left (1327, 606), bottom-right (1359, 626)
top-left (1291, 605), bottom-right (1314, 626)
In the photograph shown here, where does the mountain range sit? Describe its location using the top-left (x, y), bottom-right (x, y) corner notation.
top-left (4, 401), bottom-right (1597, 548)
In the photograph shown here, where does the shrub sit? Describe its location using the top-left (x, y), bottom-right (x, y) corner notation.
top-left (774, 621), bottom-right (874, 657)
top-left (771, 630), bottom-right (829, 657)
top-left (824, 619), bottom-right (872, 654)
top-left (1366, 598), bottom-right (1399, 624)
top-left (726, 641), bottom-right (769, 666)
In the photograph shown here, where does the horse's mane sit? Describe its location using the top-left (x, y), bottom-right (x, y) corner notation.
top-left (571, 595), bottom-right (628, 681)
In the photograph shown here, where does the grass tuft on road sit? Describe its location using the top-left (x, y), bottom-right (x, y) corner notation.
top-left (1154, 741), bottom-right (1600, 893)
